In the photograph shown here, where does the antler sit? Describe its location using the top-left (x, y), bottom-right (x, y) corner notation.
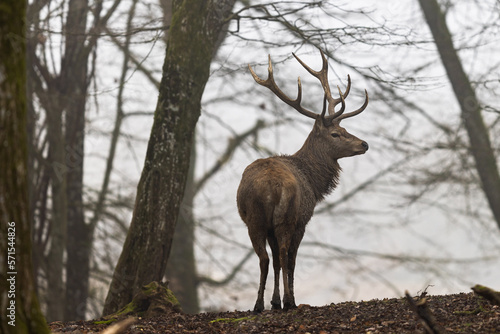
top-left (335, 89), bottom-right (369, 122)
top-left (292, 50), bottom-right (349, 119)
top-left (248, 51), bottom-right (369, 124)
top-left (248, 55), bottom-right (318, 120)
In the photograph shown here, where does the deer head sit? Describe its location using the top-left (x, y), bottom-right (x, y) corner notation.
top-left (248, 50), bottom-right (369, 160)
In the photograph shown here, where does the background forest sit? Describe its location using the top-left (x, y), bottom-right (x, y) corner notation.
top-left (19, 0), bottom-right (500, 323)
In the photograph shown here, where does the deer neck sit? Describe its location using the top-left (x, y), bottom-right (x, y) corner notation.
top-left (293, 138), bottom-right (341, 202)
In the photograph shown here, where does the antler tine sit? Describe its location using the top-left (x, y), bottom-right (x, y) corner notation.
top-left (343, 74), bottom-right (351, 100)
top-left (320, 93), bottom-right (327, 119)
top-left (292, 50), bottom-right (329, 91)
top-left (292, 50), bottom-right (332, 105)
top-left (248, 55), bottom-right (318, 120)
top-left (293, 50), bottom-right (350, 118)
top-left (335, 86), bottom-right (346, 115)
top-left (335, 89), bottom-right (369, 122)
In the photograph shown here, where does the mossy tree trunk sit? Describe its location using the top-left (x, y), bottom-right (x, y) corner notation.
top-left (0, 0), bottom-right (50, 332)
top-left (102, 0), bottom-right (236, 316)
top-left (419, 0), bottom-right (500, 230)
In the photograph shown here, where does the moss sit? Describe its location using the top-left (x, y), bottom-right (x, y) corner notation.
top-left (210, 316), bottom-right (257, 323)
top-left (453, 308), bottom-right (484, 316)
top-left (93, 319), bottom-right (117, 325)
top-left (103, 281), bottom-right (182, 321)
top-left (140, 282), bottom-right (181, 310)
top-left (114, 301), bottom-right (140, 317)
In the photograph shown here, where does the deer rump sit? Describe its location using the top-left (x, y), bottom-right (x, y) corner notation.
top-left (238, 156), bottom-right (316, 234)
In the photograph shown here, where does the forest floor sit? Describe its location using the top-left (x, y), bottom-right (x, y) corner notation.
top-left (49, 292), bottom-right (500, 333)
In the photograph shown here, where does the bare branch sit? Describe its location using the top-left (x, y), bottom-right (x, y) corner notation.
top-left (197, 249), bottom-right (254, 287)
top-left (89, 0), bottom-right (138, 230)
top-left (194, 119), bottom-right (266, 194)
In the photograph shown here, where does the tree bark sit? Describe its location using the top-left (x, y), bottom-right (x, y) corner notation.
top-left (418, 0), bottom-right (500, 230)
top-left (0, 0), bottom-right (50, 331)
top-left (102, 0), bottom-right (236, 315)
top-left (161, 0), bottom-right (200, 314)
top-left (165, 140), bottom-right (200, 313)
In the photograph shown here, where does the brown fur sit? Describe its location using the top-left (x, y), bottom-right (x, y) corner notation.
top-left (237, 117), bottom-right (368, 312)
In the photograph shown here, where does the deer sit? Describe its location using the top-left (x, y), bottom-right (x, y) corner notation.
top-left (237, 50), bottom-right (369, 312)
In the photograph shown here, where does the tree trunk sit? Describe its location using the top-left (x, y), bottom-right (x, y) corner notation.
top-left (418, 0), bottom-right (500, 230)
top-left (0, 0), bottom-right (50, 331)
top-left (45, 93), bottom-right (67, 322)
top-left (63, 0), bottom-right (91, 321)
top-left (166, 139), bottom-right (200, 313)
top-left (102, 0), bottom-right (236, 315)
top-left (160, 0), bottom-right (200, 314)
top-left (159, 0), bottom-right (234, 314)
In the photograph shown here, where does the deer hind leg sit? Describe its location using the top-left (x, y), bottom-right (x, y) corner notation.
top-left (274, 221), bottom-right (294, 310)
top-left (278, 241), bottom-right (295, 310)
top-left (273, 189), bottom-right (298, 311)
top-left (248, 227), bottom-right (269, 312)
top-left (267, 234), bottom-right (281, 309)
top-left (286, 230), bottom-right (304, 310)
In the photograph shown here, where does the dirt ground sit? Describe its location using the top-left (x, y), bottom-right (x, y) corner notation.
top-left (49, 292), bottom-right (500, 333)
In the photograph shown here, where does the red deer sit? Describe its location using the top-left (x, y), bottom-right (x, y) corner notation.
top-left (237, 50), bottom-right (369, 312)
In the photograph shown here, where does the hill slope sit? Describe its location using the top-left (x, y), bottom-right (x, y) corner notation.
top-left (49, 292), bottom-right (500, 333)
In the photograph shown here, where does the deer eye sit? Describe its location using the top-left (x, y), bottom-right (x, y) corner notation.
top-left (331, 133), bottom-right (340, 138)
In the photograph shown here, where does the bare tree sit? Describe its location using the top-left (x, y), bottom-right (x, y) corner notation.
top-left (0, 1), bottom-right (49, 331)
top-left (417, 0), bottom-right (500, 229)
top-left (102, 0), bottom-right (237, 315)
top-left (27, 0), bottom-right (122, 321)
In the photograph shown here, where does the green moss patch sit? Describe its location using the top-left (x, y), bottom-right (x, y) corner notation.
top-left (210, 316), bottom-right (257, 324)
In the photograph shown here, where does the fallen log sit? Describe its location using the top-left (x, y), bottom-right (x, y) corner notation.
top-left (471, 284), bottom-right (500, 306)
